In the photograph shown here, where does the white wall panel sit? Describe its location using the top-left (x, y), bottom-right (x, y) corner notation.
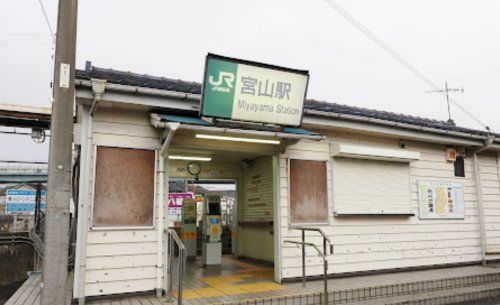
top-left (279, 133), bottom-right (499, 278)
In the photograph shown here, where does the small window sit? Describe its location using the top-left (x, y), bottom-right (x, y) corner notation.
top-left (92, 146), bottom-right (156, 227)
top-left (454, 156), bottom-right (465, 177)
top-left (289, 159), bottom-right (329, 224)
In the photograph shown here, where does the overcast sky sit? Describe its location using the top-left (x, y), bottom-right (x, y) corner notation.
top-left (1, 0), bottom-right (499, 162)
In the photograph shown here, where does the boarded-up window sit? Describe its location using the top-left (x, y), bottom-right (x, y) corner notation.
top-left (92, 146), bottom-right (155, 227)
top-left (289, 159), bottom-right (329, 224)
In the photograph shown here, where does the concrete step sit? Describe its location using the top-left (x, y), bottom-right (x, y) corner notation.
top-left (216, 270), bottom-right (500, 305)
top-left (330, 271), bottom-right (500, 304)
top-left (364, 282), bottom-right (500, 305)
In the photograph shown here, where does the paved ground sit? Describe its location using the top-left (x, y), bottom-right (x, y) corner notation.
top-left (8, 257), bottom-right (500, 305)
top-left (87, 257), bottom-right (500, 305)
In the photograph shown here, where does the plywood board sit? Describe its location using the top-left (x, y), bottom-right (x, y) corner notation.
top-left (92, 146), bottom-right (155, 227)
top-left (289, 159), bottom-right (328, 224)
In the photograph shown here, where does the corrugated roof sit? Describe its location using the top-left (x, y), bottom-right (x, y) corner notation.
top-left (76, 64), bottom-right (497, 138)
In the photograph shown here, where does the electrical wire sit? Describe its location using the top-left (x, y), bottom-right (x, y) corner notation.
top-left (0, 34), bottom-right (52, 37)
top-left (323, 0), bottom-right (491, 131)
top-left (36, 0), bottom-right (56, 44)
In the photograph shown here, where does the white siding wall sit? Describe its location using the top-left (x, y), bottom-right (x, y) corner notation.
top-left (78, 106), bottom-right (500, 289)
top-left (83, 107), bottom-right (162, 297)
top-left (480, 152), bottom-right (500, 252)
top-left (279, 131), bottom-right (499, 278)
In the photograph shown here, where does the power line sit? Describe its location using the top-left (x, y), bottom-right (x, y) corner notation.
top-left (36, 0), bottom-right (56, 44)
top-left (0, 34), bottom-right (52, 37)
top-left (0, 42), bottom-right (52, 47)
top-left (323, 0), bottom-right (491, 132)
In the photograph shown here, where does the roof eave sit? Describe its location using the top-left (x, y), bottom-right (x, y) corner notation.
top-left (304, 109), bottom-right (500, 150)
top-left (74, 78), bottom-right (499, 150)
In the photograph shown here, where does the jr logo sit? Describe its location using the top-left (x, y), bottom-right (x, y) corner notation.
top-left (208, 71), bottom-right (235, 93)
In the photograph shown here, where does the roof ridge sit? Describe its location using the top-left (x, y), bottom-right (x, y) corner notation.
top-left (305, 99), bottom-right (452, 126)
top-left (89, 66), bottom-right (202, 87)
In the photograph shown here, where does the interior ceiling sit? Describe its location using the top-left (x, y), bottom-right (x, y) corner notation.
top-left (168, 147), bottom-right (262, 162)
top-left (169, 129), bottom-right (280, 162)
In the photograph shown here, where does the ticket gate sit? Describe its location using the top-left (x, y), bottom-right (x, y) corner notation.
top-left (201, 195), bottom-right (222, 265)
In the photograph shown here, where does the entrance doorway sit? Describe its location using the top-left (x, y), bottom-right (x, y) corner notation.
top-left (167, 154), bottom-right (280, 302)
top-left (168, 179), bottom-right (237, 257)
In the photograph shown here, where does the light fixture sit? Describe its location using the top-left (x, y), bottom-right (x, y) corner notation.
top-left (168, 155), bottom-right (212, 162)
top-left (31, 128), bottom-right (46, 144)
top-left (195, 134), bottom-right (280, 145)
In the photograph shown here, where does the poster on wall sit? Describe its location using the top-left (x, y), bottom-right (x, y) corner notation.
top-left (168, 192), bottom-right (194, 227)
top-left (418, 181), bottom-right (465, 219)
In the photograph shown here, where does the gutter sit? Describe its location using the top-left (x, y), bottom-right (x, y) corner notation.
top-left (76, 79), bottom-right (499, 148)
top-left (305, 109), bottom-right (500, 147)
top-left (76, 79), bottom-right (200, 101)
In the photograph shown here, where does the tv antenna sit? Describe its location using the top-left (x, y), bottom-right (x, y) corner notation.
top-left (426, 82), bottom-right (464, 124)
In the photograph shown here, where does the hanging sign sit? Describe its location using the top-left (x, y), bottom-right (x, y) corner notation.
top-left (168, 192), bottom-right (194, 208)
top-left (201, 54), bottom-right (309, 127)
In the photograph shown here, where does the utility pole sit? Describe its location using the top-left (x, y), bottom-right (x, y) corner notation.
top-left (426, 82), bottom-right (464, 124)
top-left (41, 0), bottom-right (78, 304)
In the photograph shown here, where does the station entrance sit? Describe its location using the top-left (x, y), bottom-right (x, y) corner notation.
top-left (166, 132), bottom-right (282, 301)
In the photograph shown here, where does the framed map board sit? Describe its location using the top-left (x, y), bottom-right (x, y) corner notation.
top-left (418, 180), bottom-right (465, 219)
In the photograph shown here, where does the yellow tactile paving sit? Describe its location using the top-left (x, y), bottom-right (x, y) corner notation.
top-left (181, 258), bottom-right (284, 300)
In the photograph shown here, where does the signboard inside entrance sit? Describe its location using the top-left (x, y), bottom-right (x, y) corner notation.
top-left (201, 54), bottom-right (309, 127)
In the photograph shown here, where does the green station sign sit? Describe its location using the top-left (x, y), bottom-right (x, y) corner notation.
top-left (201, 54), bottom-right (309, 127)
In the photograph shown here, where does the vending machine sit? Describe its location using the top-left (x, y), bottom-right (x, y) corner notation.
top-left (202, 195), bottom-right (222, 265)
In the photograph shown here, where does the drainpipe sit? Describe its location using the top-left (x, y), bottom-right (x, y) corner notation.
top-left (156, 122), bottom-right (180, 297)
top-left (89, 79), bottom-right (106, 116)
top-left (473, 135), bottom-right (495, 265)
top-left (74, 80), bottom-right (106, 305)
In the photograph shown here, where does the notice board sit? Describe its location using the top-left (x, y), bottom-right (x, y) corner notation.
top-left (418, 180), bottom-right (465, 219)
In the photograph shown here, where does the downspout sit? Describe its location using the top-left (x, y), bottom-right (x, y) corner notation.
top-left (89, 79), bottom-right (106, 116)
top-left (156, 122), bottom-right (180, 297)
top-left (473, 135), bottom-right (495, 265)
top-left (74, 79), bottom-right (106, 305)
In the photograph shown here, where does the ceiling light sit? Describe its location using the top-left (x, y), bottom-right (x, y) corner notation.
top-left (168, 155), bottom-right (212, 161)
top-left (196, 134), bottom-right (280, 145)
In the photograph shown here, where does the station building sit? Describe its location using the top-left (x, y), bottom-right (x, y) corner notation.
top-left (71, 61), bottom-right (500, 302)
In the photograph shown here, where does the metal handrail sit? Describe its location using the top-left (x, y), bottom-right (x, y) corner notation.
top-left (283, 241), bottom-right (326, 259)
top-left (285, 226), bottom-right (334, 305)
top-left (289, 226), bottom-right (334, 253)
top-left (166, 229), bottom-right (186, 305)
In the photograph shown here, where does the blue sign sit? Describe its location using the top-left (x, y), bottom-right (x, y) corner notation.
top-left (6, 189), bottom-right (46, 214)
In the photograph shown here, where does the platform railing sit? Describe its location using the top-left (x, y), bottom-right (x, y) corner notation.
top-left (284, 226), bottom-right (334, 305)
top-left (166, 228), bottom-right (186, 305)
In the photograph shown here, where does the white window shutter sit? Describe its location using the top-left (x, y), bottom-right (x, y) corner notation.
top-left (333, 158), bottom-right (412, 215)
